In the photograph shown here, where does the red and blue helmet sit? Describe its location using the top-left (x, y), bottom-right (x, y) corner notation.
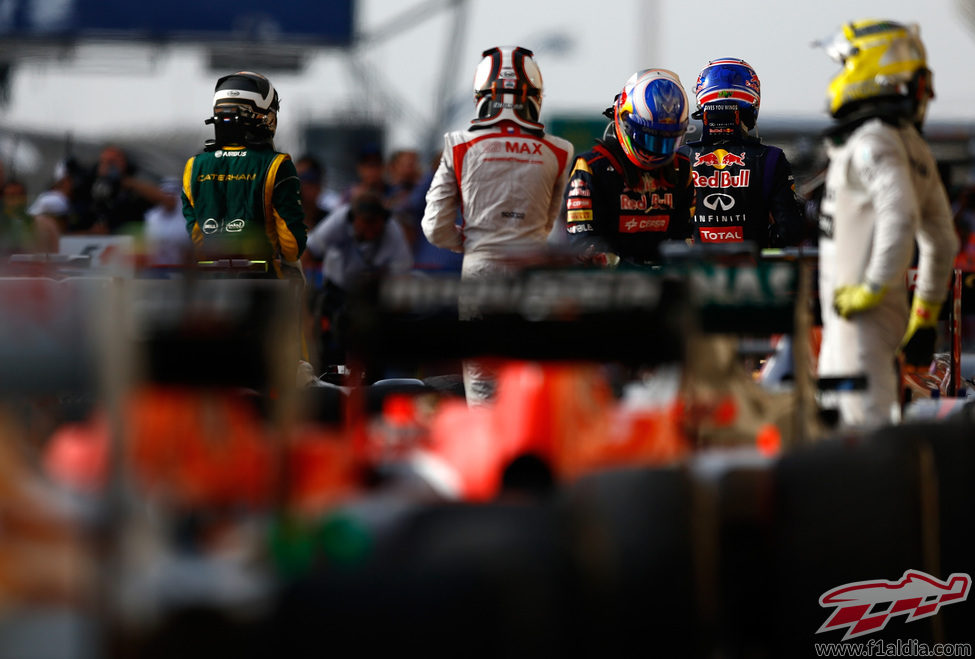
top-left (693, 58), bottom-right (761, 128)
top-left (613, 69), bottom-right (689, 169)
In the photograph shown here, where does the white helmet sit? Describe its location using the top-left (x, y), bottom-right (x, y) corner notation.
top-left (210, 71), bottom-right (280, 142)
top-left (471, 46), bottom-right (544, 131)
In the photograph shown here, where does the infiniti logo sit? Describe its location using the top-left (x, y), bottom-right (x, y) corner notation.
top-left (703, 193), bottom-right (735, 211)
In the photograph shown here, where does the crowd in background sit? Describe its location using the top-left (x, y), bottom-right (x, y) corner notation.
top-left (0, 147), bottom-right (191, 265)
top-left (0, 137), bottom-right (468, 371)
top-left (3, 134), bottom-right (973, 272)
top-left (5, 137), bottom-right (975, 269)
top-left (0, 140), bottom-right (474, 274)
top-left (3, 118), bottom-right (975, 372)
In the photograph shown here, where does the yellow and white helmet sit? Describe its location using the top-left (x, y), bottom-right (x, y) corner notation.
top-left (821, 19), bottom-right (933, 123)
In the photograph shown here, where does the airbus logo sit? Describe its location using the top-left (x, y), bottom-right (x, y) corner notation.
top-left (702, 193), bottom-right (735, 211)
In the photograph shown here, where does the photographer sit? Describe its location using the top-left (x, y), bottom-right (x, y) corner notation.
top-left (87, 145), bottom-right (172, 234)
top-left (306, 190), bottom-right (412, 366)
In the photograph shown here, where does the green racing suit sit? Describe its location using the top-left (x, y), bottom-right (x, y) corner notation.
top-left (182, 143), bottom-right (306, 277)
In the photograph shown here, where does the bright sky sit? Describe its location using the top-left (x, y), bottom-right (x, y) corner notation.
top-left (3, 0), bottom-right (975, 153)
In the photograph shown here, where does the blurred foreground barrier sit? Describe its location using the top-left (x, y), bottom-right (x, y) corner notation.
top-left (266, 415), bottom-right (975, 658)
top-left (127, 278), bottom-right (301, 389)
top-left (345, 269), bottom-right (692, 367)
top-left (345, 260), bottom-right (800, 366)
top-left (0, 277), bottom-right (107, 394)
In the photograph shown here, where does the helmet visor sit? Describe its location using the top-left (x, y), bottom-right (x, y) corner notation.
top-left (626, 127), bottom-right (682, 157)
top-left (816, 28), bottom-right (855, 64)
top-left (621, 110), bottom-right (684, 156)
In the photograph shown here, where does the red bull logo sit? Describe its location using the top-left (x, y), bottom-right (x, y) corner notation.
top-left (692, 169), bottom-right (751, 189)
top-left (619, 193), bottom-right (674, 211)
top-left (693, 152), bottom-right (720, 167)
top-left (692, 149), bottom-right (747, 170)
top-left (817, 570), bottom-right (971, 640)
top-left (569, 178), bottom-right (591, 197)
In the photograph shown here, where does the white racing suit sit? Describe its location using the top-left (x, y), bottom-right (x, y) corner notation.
top-left (421, 120), bottom-right (574, 405)
top-left (818, 118), bottom-right (958, 427)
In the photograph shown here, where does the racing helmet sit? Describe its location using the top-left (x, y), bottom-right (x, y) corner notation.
top-left (613, 69), bottom-right (689, 169)
top-left (693, 58), bottom-right (761, 130)
top-left (472, 46), bottom-right (544, 131)
top-left (208, 71), bottom-right (280, 143)
top-left (821, 19), bottom-right (933, 124)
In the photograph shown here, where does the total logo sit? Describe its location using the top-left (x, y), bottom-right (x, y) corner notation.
top-left (698, 226), bottom-right (743, 243)
top-left (817, 569), bottom-right (970, 640)
top-left (693, 148), bottom-right (747, 169)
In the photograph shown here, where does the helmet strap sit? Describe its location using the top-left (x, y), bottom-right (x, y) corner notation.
top-left (205, 110), bottom-right (273, 148)
top-left (206, 111), bottom-right (246, 147)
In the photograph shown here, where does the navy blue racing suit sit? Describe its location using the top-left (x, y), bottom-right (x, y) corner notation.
top-left (564, 137), bottom-right (694, 265)
top-left (678, 134), bottom-right (805, 248)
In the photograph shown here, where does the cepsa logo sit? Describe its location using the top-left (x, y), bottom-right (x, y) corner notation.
top-left (817, 570), bottom-right (971, 641)
top-left (619, 215), bottom-right (668, 233)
